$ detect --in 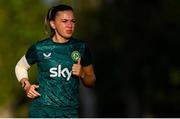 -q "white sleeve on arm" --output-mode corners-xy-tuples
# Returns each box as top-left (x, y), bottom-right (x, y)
(15, 55), (31, 82)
